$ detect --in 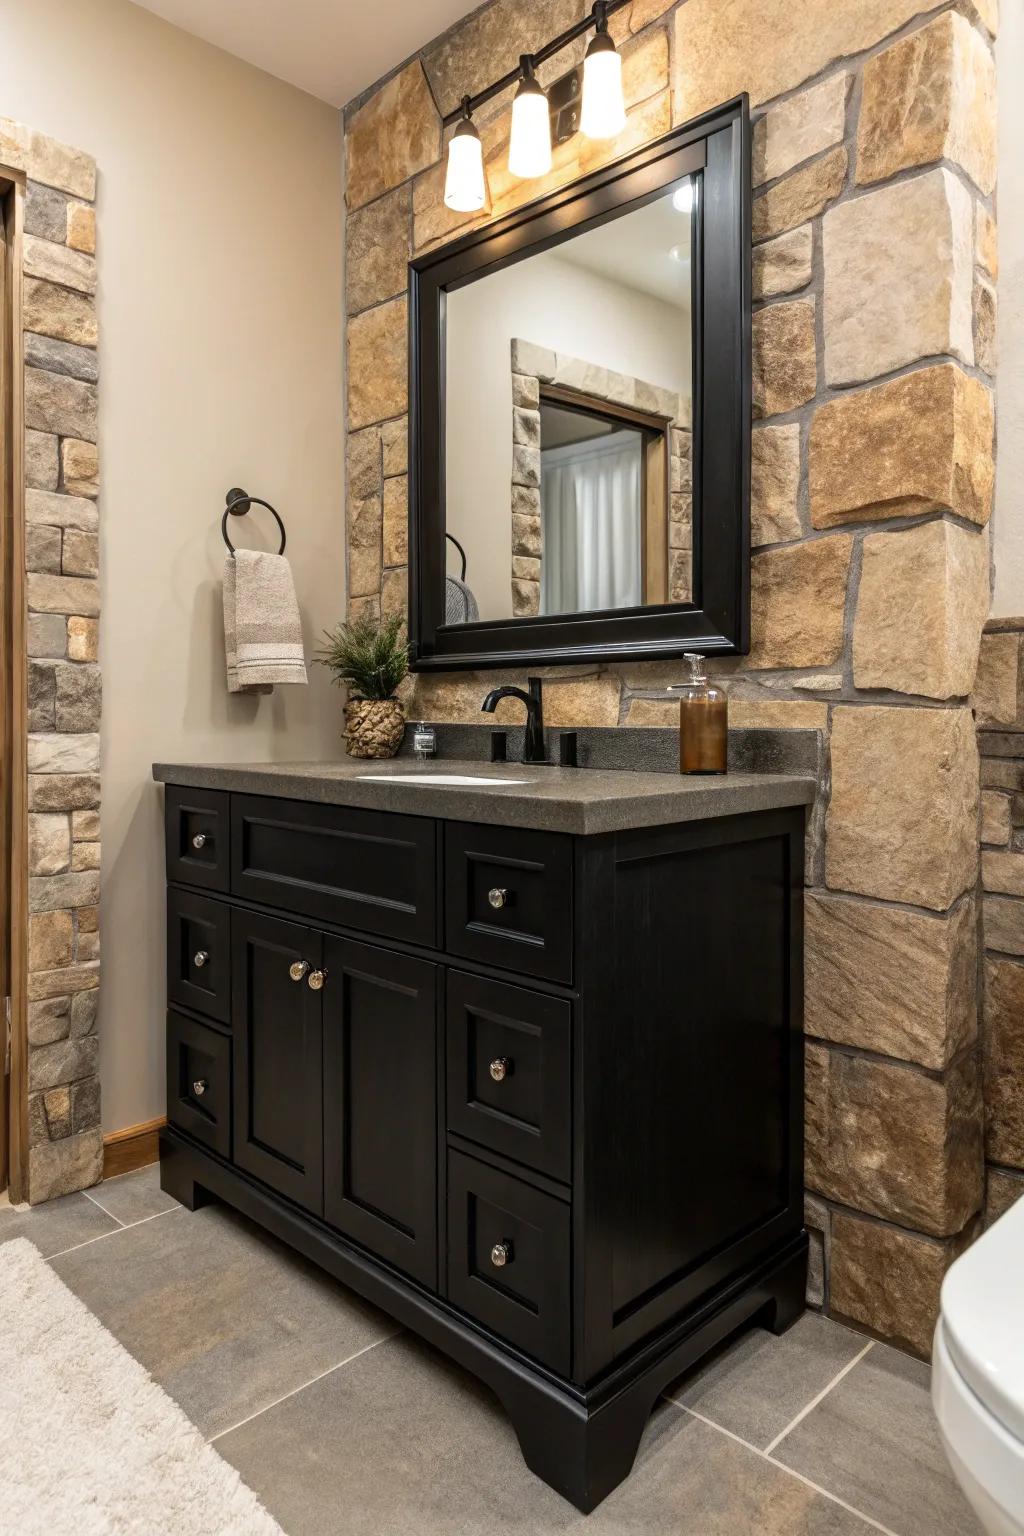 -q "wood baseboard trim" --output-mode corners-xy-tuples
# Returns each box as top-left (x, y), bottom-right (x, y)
(102, 1116), (167, 1180)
